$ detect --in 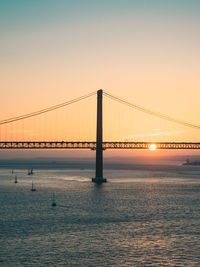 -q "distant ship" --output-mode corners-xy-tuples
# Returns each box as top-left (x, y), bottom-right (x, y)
(183, 159), (200, 166)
